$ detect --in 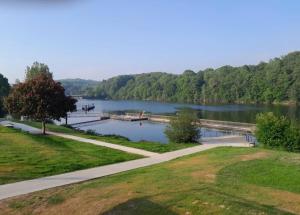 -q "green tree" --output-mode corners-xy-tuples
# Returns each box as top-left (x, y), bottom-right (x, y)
(25, 62), (52, 80)
(0, 74), (10, 117)
(5, 73), (77, 134)
(164, 109), (200, 143)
